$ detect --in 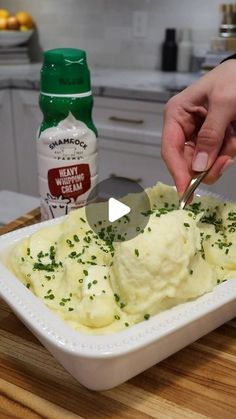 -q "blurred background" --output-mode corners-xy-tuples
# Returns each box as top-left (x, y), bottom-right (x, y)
(0, 0), (232, 68)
